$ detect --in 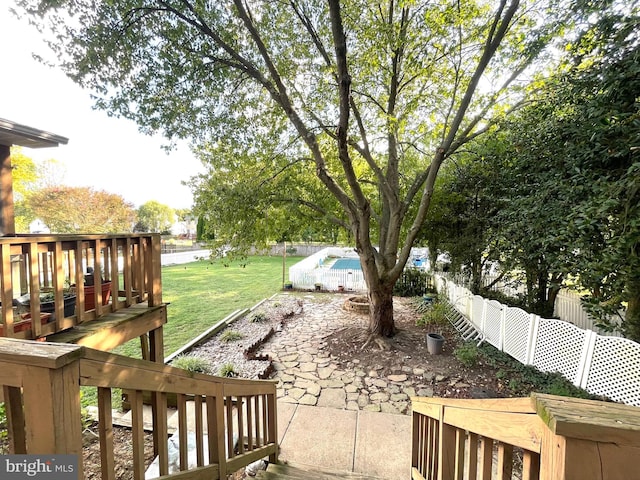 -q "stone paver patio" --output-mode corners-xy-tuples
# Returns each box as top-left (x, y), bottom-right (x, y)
(259, 294), (449, 415)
